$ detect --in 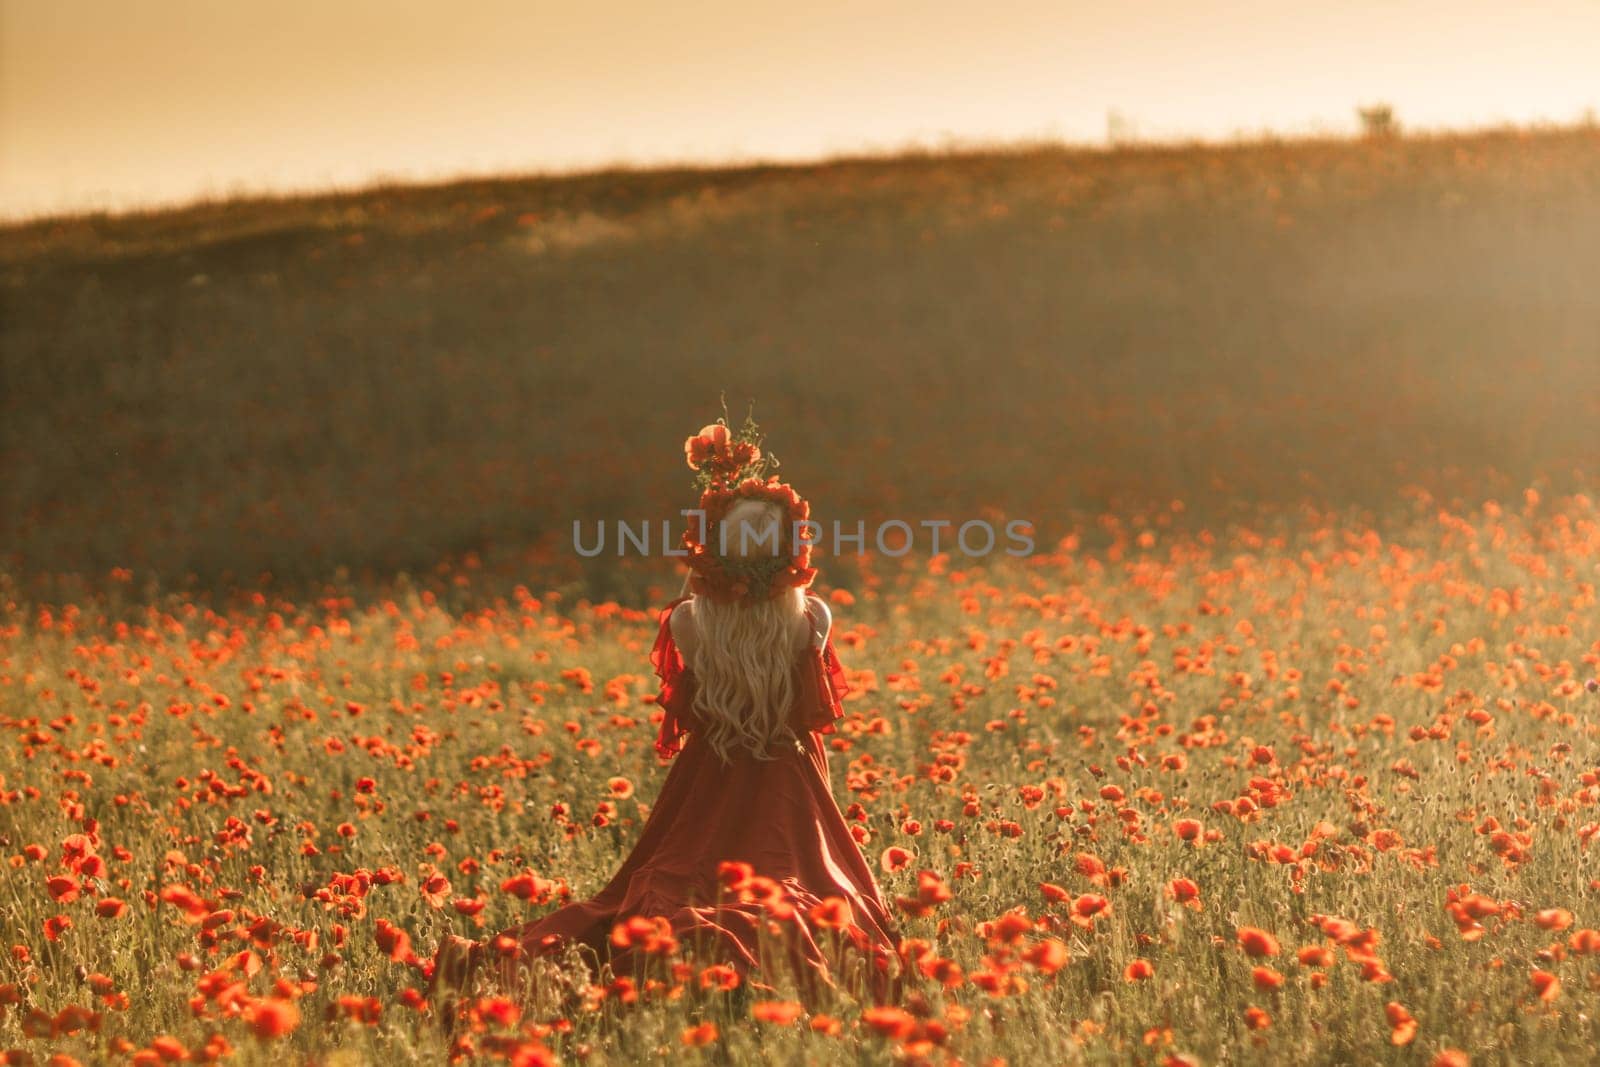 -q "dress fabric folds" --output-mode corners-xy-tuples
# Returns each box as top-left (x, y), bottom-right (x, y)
(429, 595), (903, 1009)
